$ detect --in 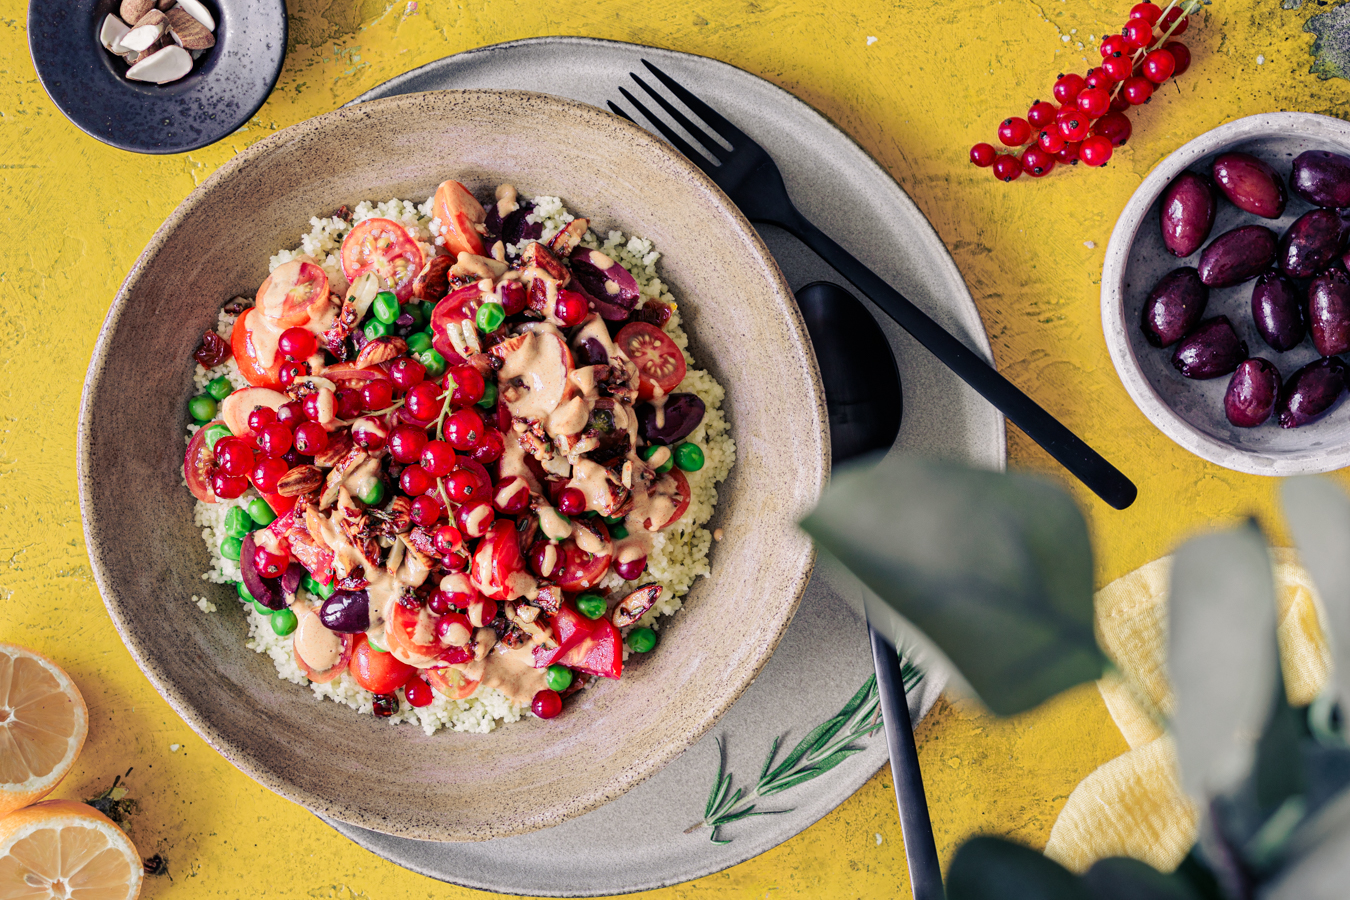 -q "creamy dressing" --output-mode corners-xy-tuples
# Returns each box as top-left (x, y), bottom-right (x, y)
(294, 610), (344, 671)
(497, 327), (570, 424)
(251, 260), (339, 370)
